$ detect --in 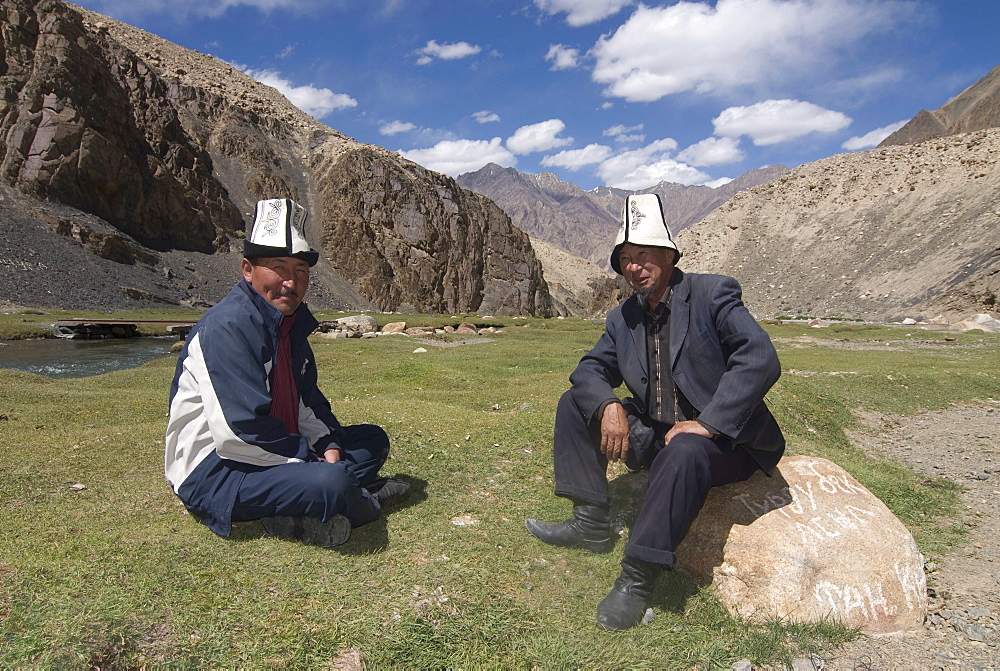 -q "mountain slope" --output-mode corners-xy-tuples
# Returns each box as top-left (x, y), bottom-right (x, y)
(678, 128), (1000, 321)
(527, 237), (625, 317)
(456, 164), (787, 271)
(880, 64), (1000, 147)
